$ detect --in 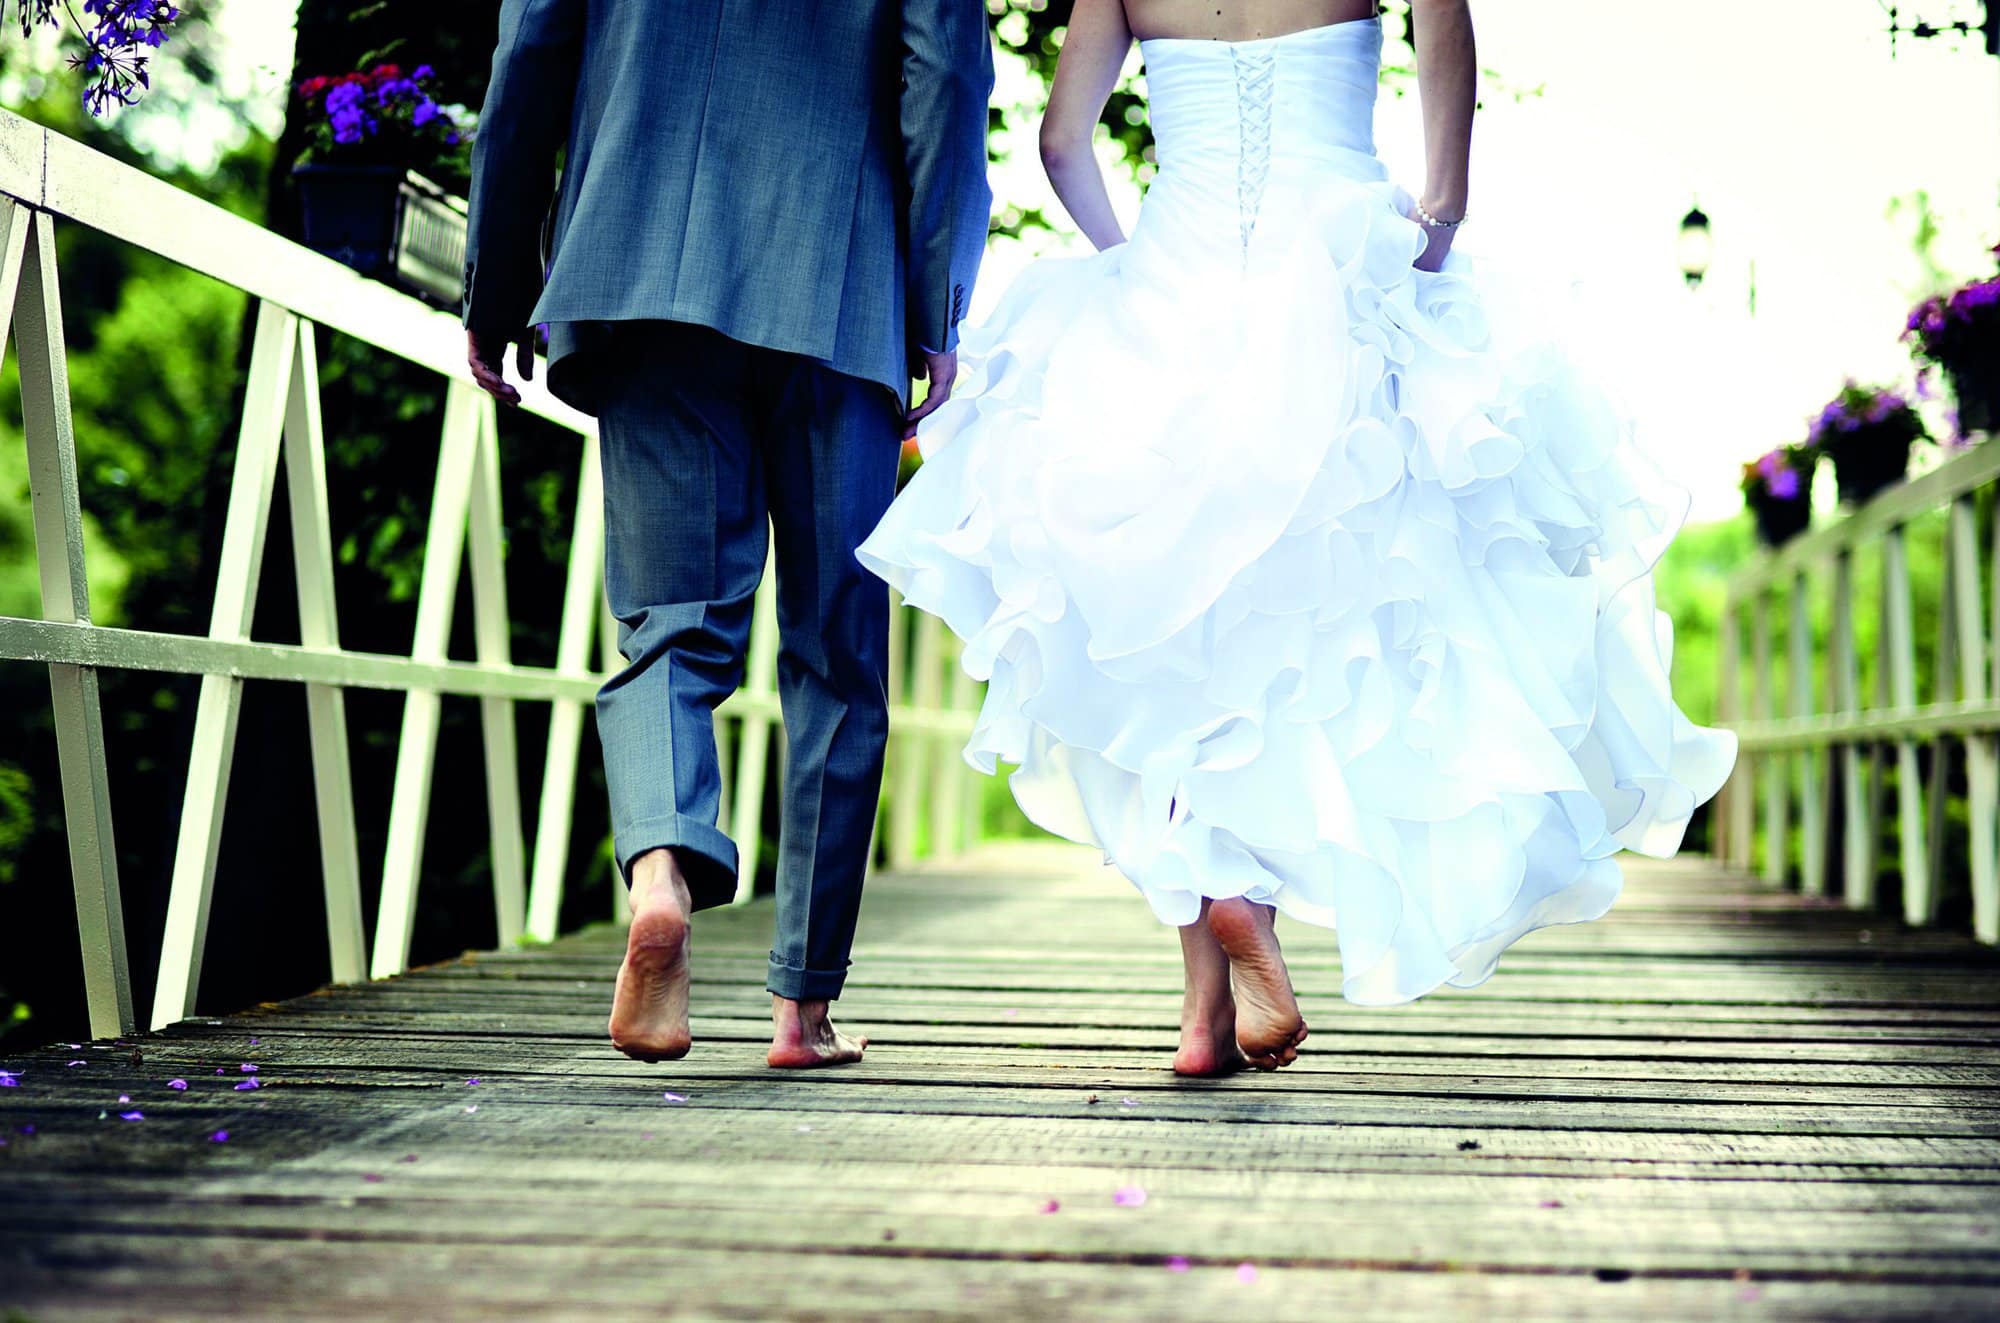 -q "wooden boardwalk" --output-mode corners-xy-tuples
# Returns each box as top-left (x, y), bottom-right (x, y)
(4, 840), (2000, 1320)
